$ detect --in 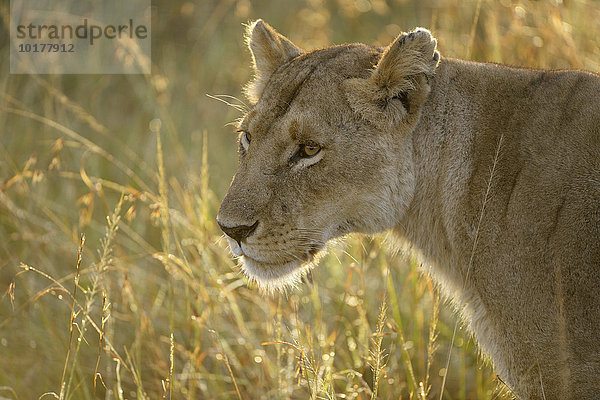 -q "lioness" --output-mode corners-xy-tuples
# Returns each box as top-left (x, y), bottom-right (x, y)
(217, 20), (600, 399)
